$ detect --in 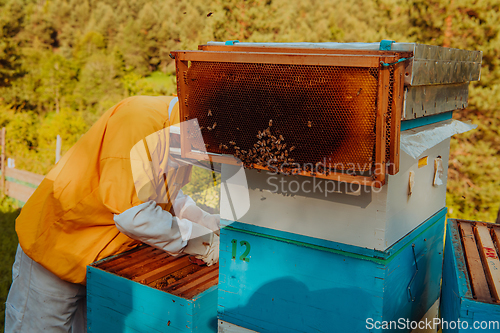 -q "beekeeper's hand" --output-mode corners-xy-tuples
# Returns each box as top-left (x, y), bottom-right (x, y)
(174, 192), (220, 234)
(196, 233), (219, 266)
(183, 223), (220, 266)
